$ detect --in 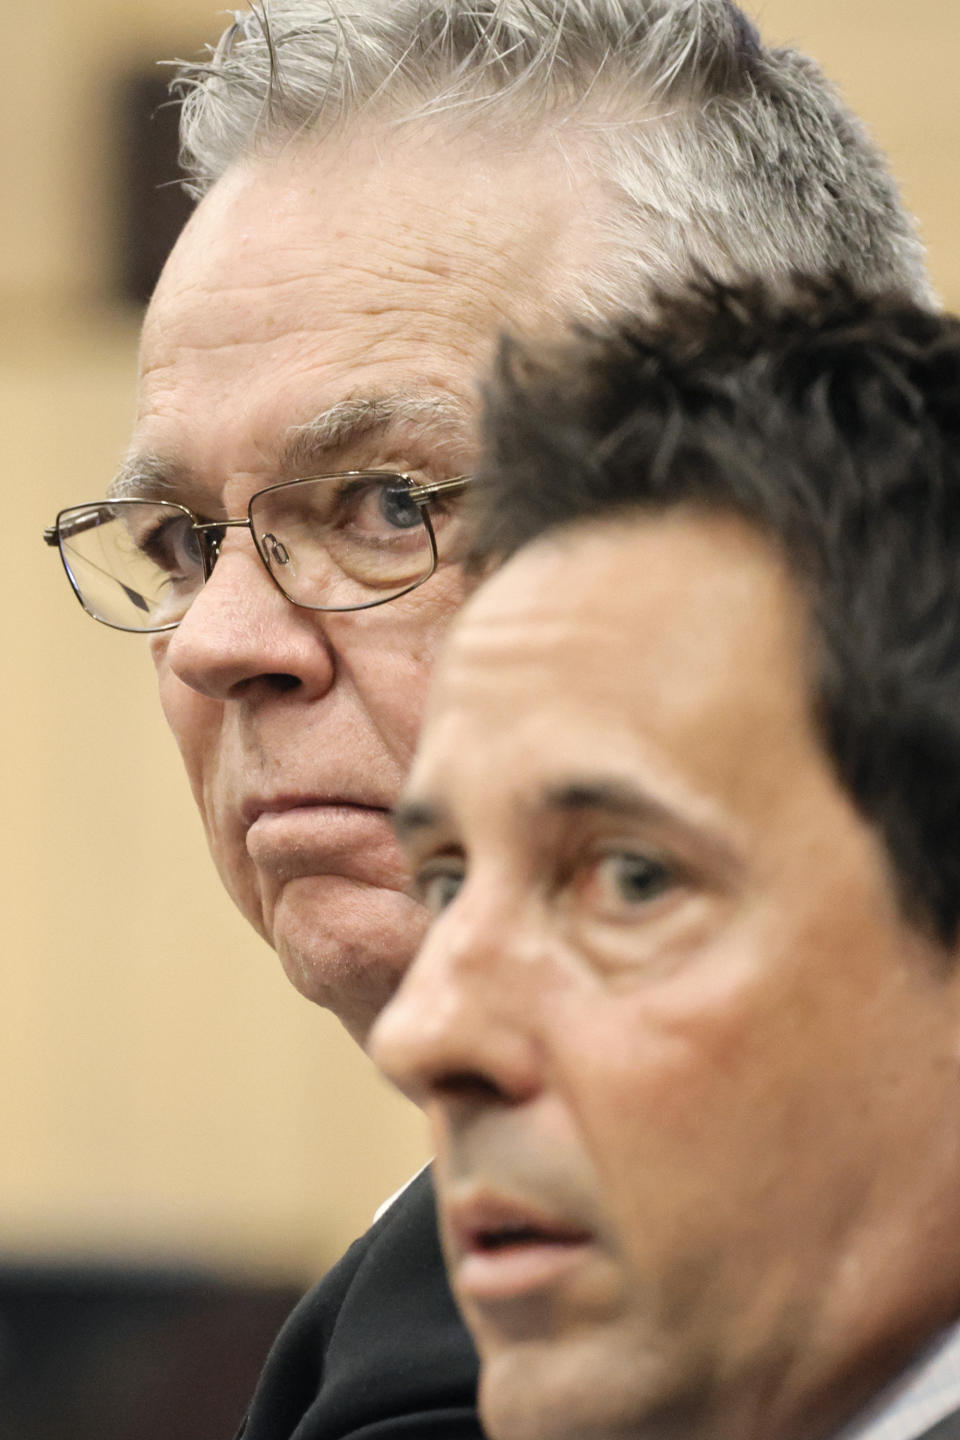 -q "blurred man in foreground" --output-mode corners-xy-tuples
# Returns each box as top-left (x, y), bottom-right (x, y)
(43, 0), (934, 1434)
(373, 281), (960, 1440)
